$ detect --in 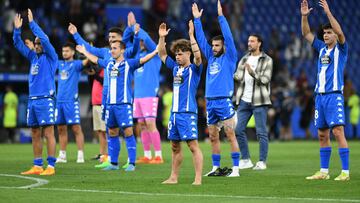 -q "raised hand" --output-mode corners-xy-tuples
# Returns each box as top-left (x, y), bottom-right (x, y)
(158, 23), (170, 37)
(192, 3), (203, 18)
(76, 45), (86, 54)
(127, 12), (136, 27)
(188, 20), (194, 36)
(319, 0), (330, 15)
(134, 23), (140, 35)
(68, 23), (78, 34)
(14, 13), (23, 29)
(217, 0), (223, 16)
(28, 9), (33, 22)
(300, 0), (313, 16)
